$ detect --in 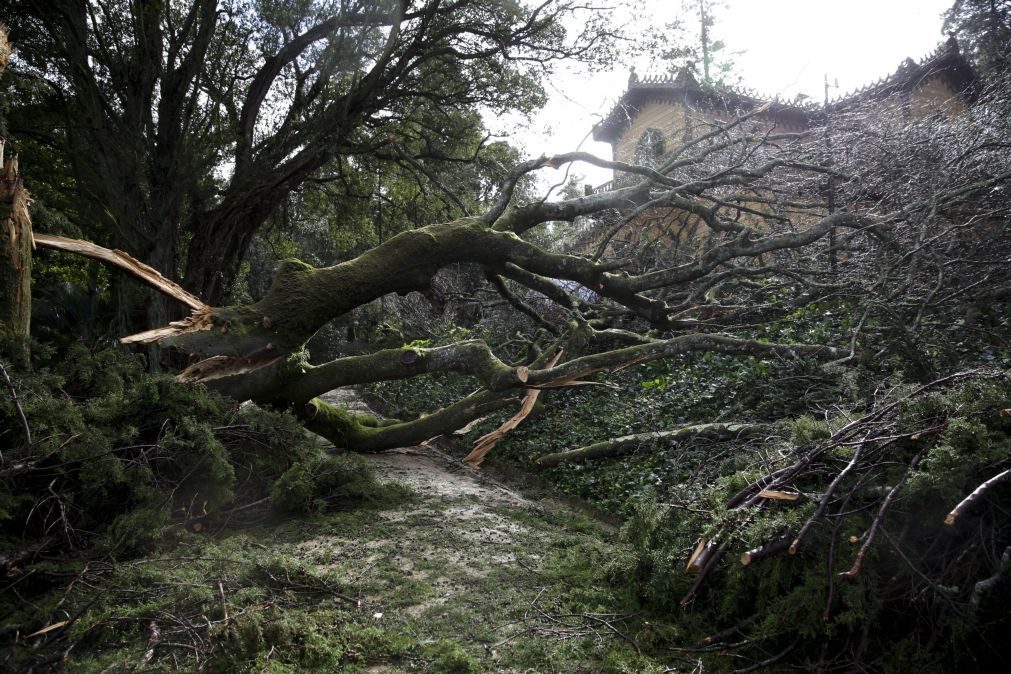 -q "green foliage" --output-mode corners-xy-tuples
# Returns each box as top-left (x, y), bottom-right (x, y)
(270, 451), (382, 514)
(422, 639), (484, 673)
(0, 343), (390, 562)
(618, 373), (1011, 671)
(789, 414), (831, 444)
(0, 345), (419, 671)
(943, 0), (1011, 76)
(485, 350), (829, 514)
